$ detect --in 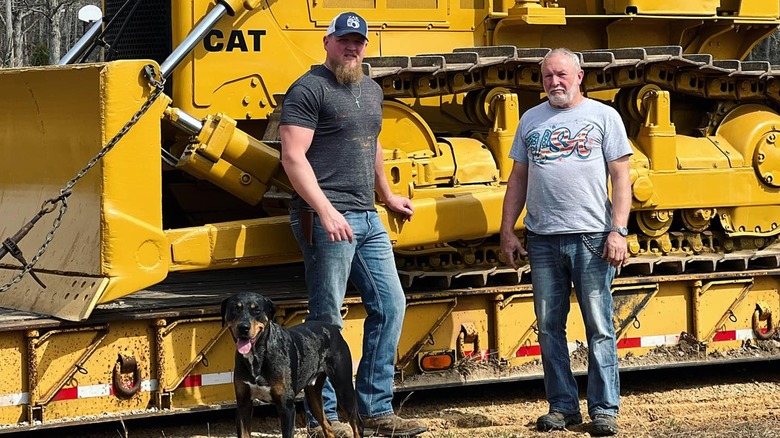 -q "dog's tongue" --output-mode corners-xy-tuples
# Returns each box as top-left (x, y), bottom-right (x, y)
(237, 339), (252, 355)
